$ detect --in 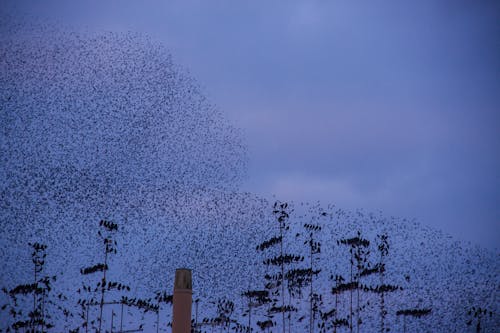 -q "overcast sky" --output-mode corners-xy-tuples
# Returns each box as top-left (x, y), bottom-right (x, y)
(3, 0), (499, 249)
